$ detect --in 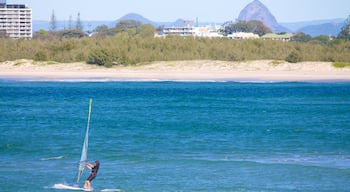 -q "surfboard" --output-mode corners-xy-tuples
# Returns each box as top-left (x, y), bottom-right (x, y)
(52, 183), (93, 191)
